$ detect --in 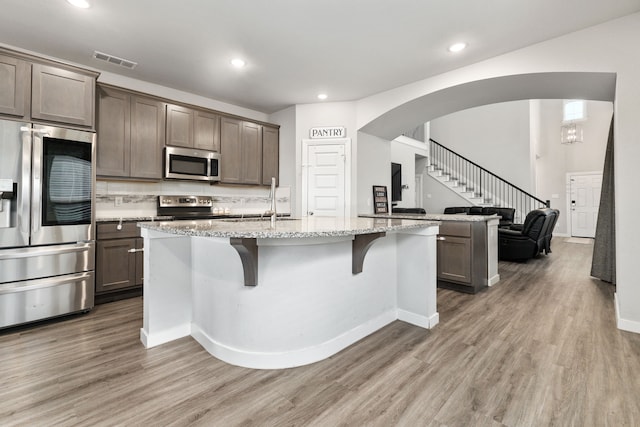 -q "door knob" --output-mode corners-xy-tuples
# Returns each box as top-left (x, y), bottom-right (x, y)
(308, 211), (314, 216)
